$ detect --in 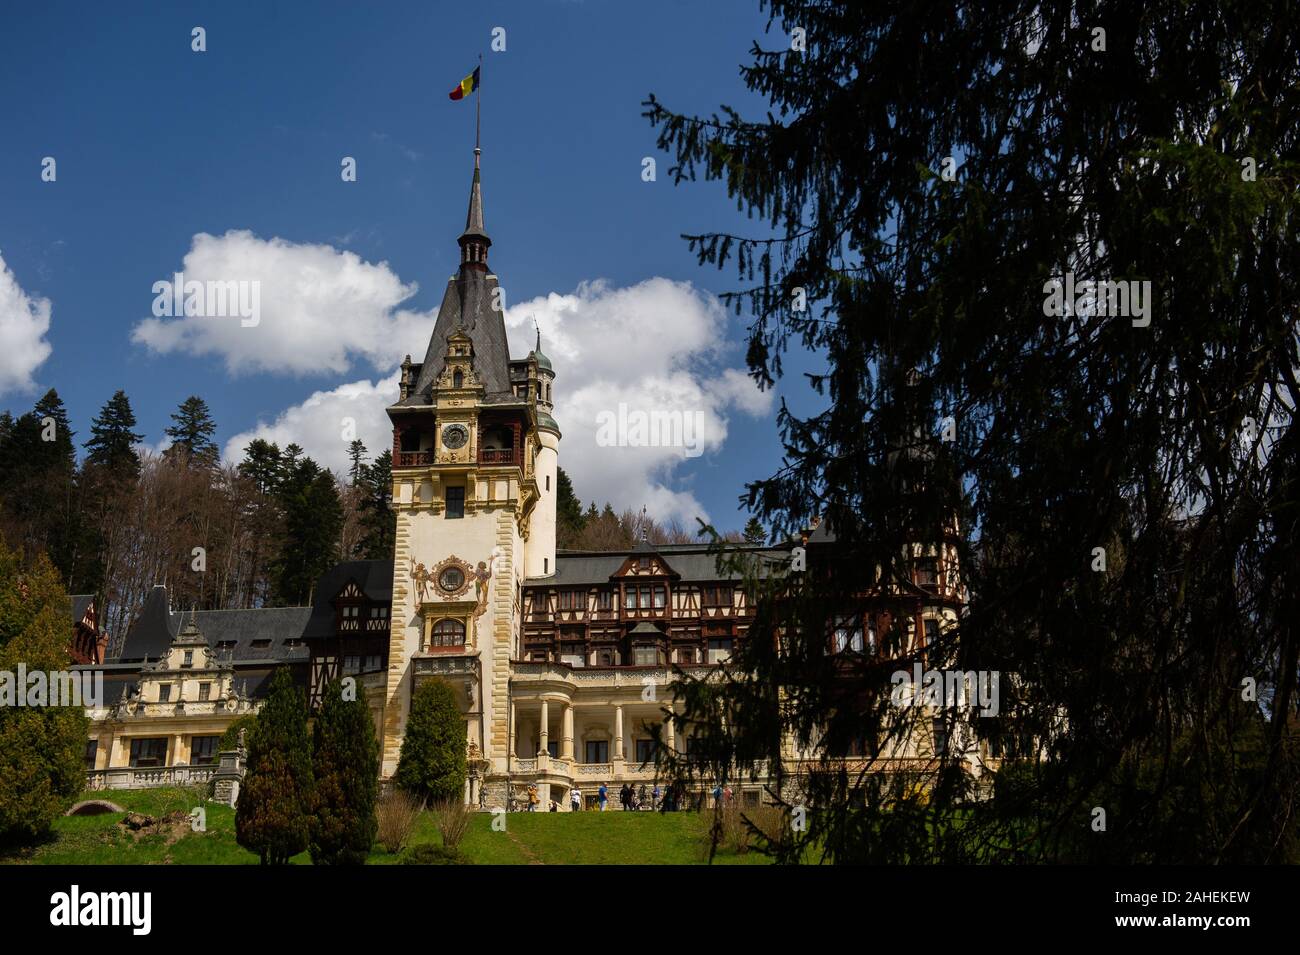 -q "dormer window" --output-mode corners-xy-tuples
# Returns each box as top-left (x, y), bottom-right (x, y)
(182, 650), (193, 668)
(454, 369), (463, 388)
